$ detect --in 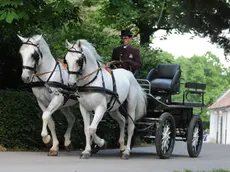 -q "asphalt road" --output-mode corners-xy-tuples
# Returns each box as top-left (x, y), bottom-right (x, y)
(0, 142), (230, 172)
